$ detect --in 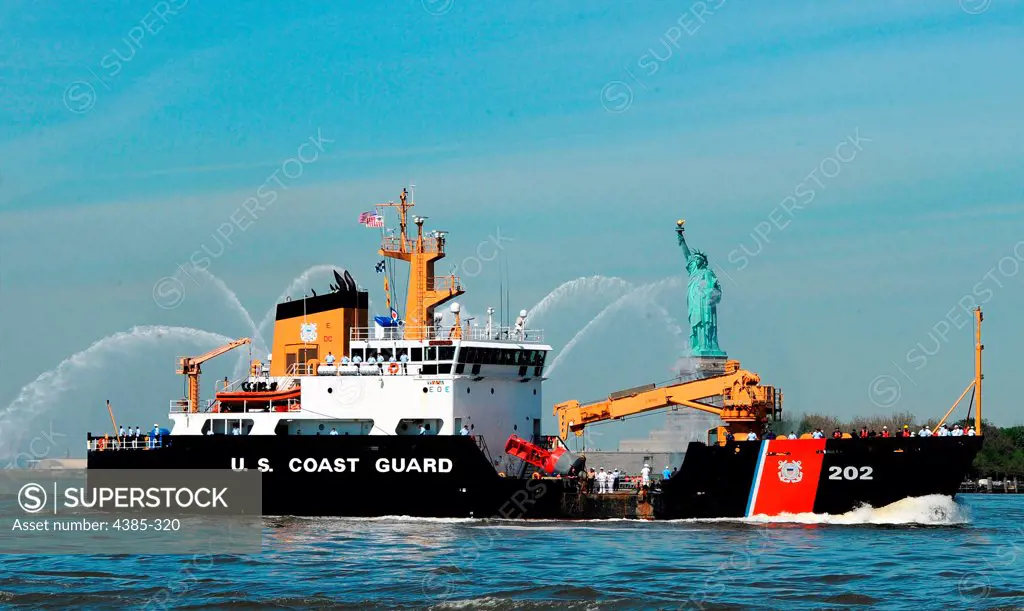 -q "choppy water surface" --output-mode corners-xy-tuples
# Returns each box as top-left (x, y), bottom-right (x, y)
(1, 495), (1022, 610)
